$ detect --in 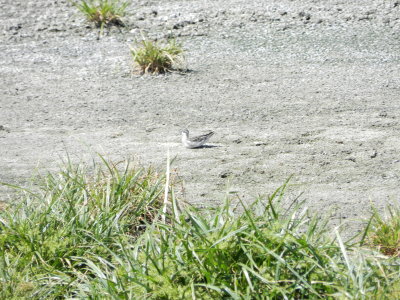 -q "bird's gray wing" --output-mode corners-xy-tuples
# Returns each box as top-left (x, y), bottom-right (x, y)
(191, 132), (214, 142)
